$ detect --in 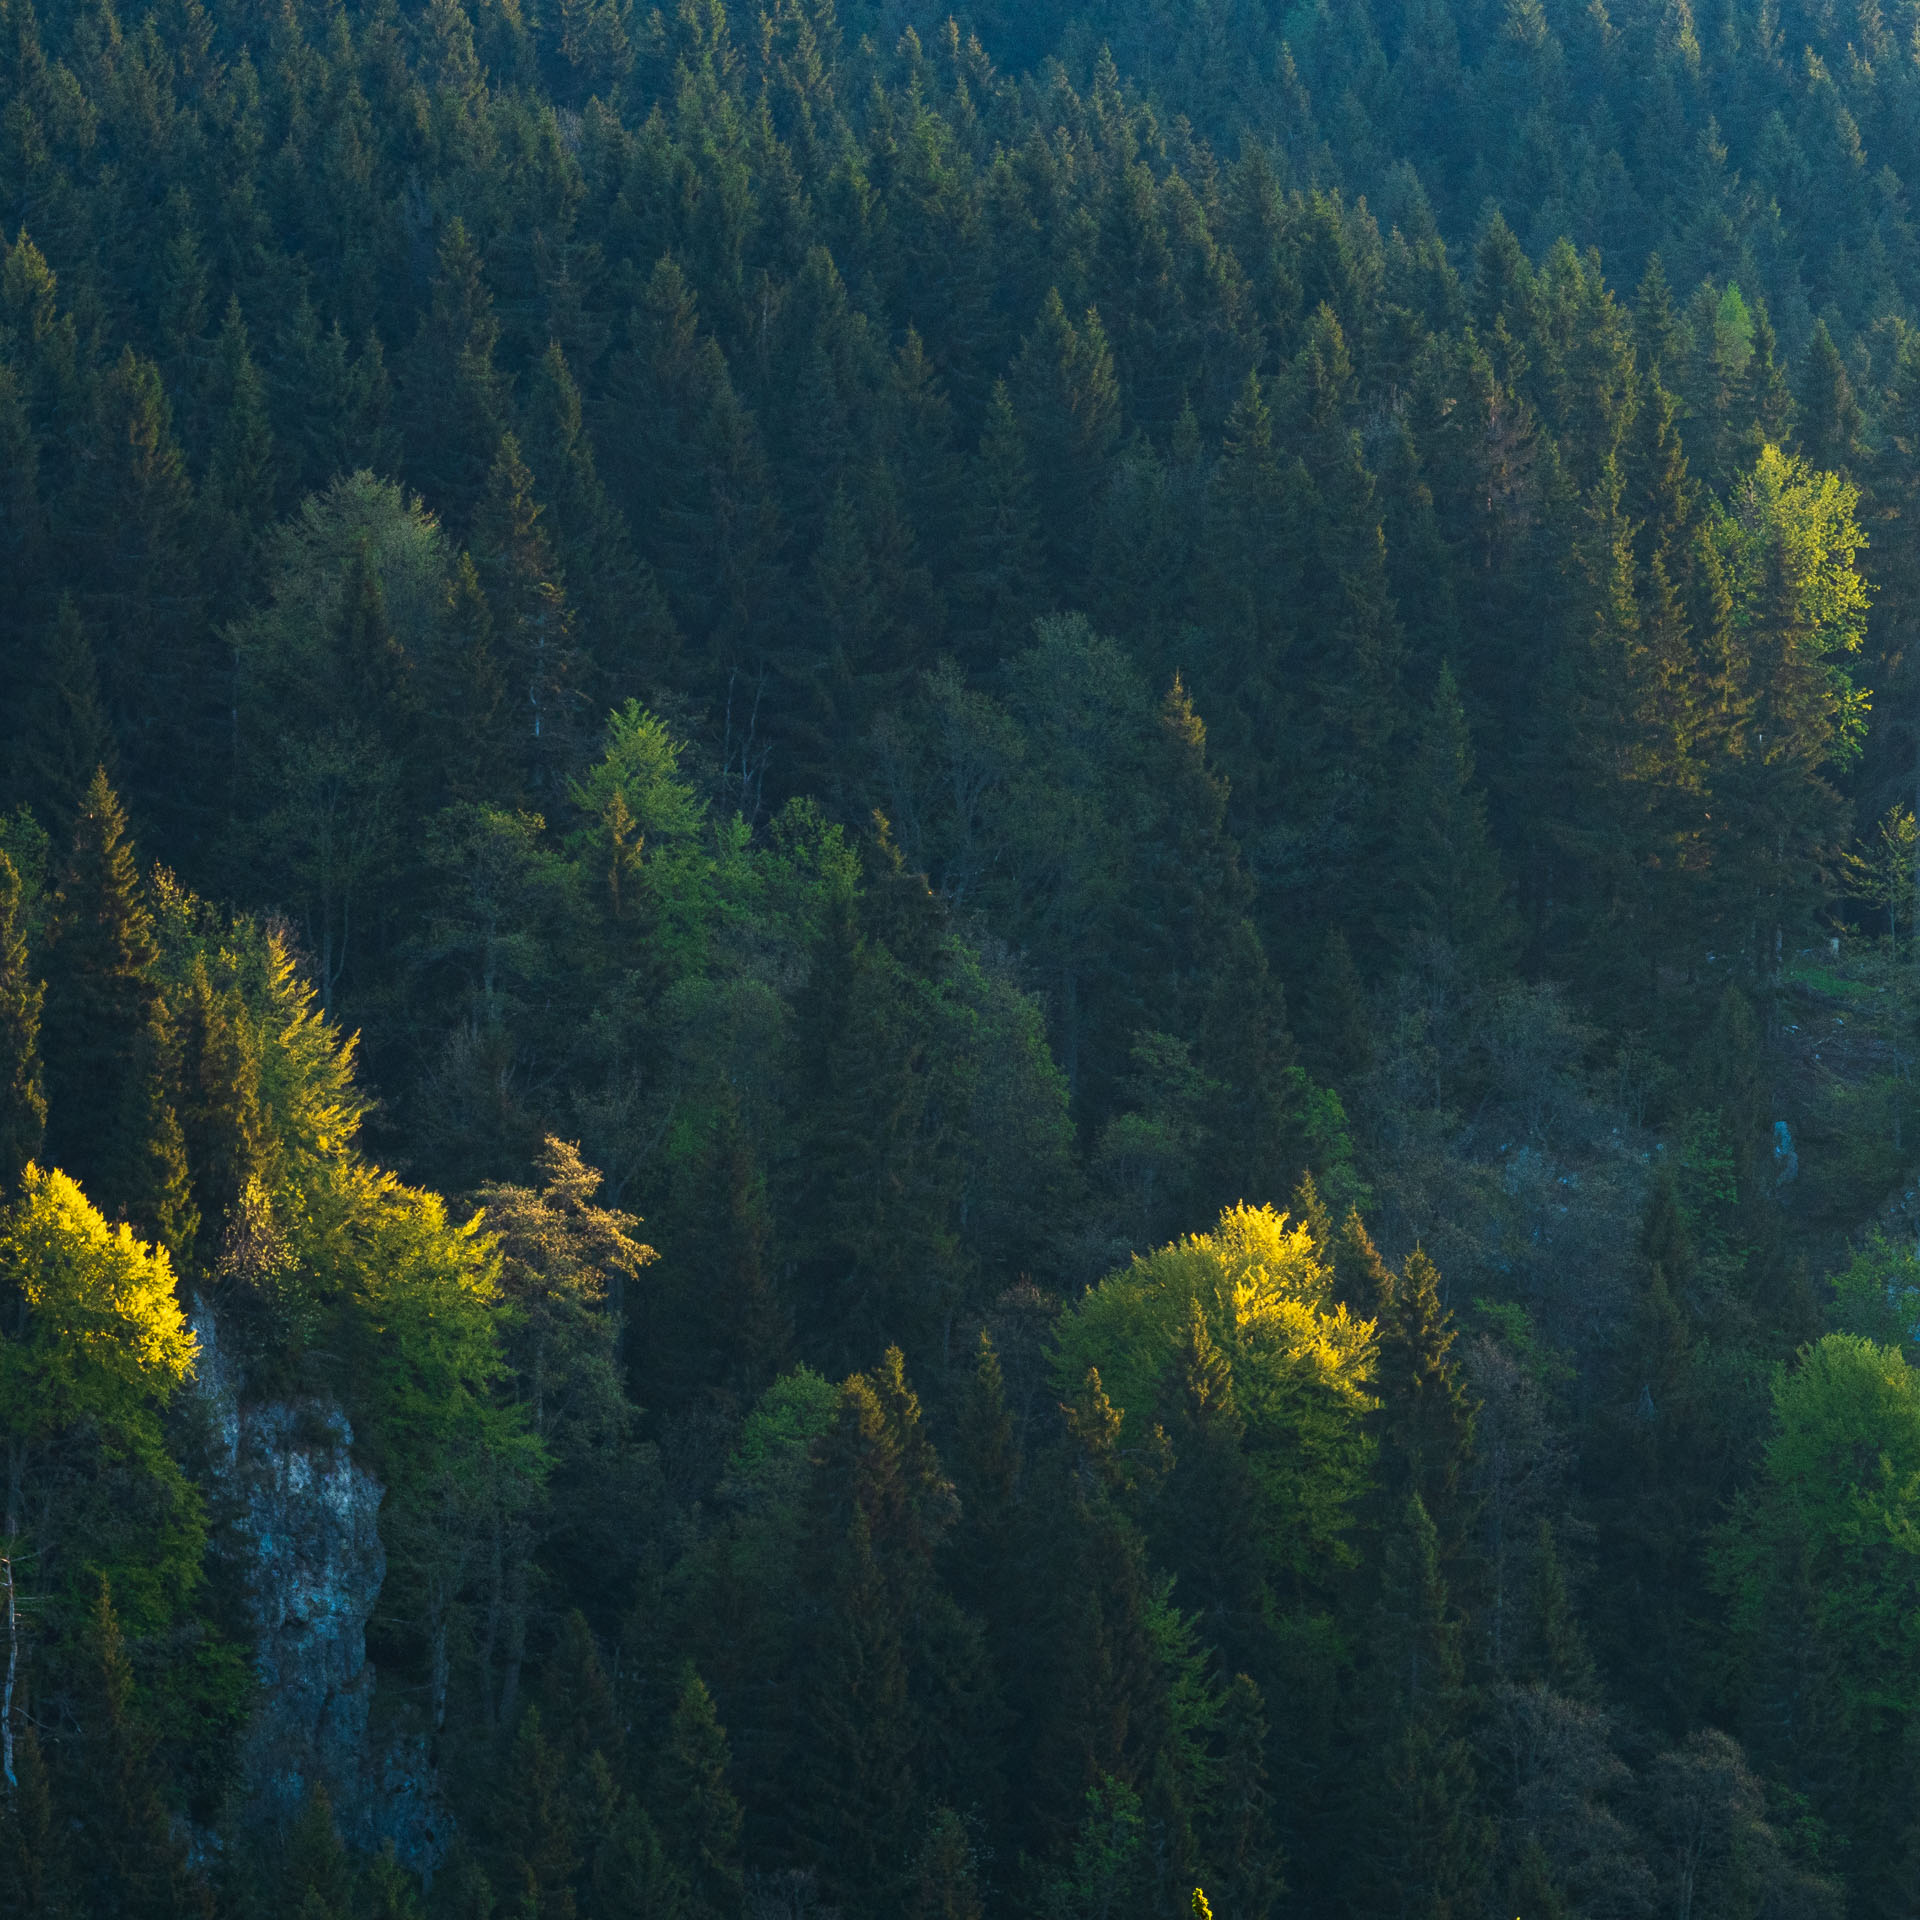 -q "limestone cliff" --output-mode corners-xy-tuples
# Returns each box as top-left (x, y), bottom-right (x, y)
(192, 1309), (446, 1866)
